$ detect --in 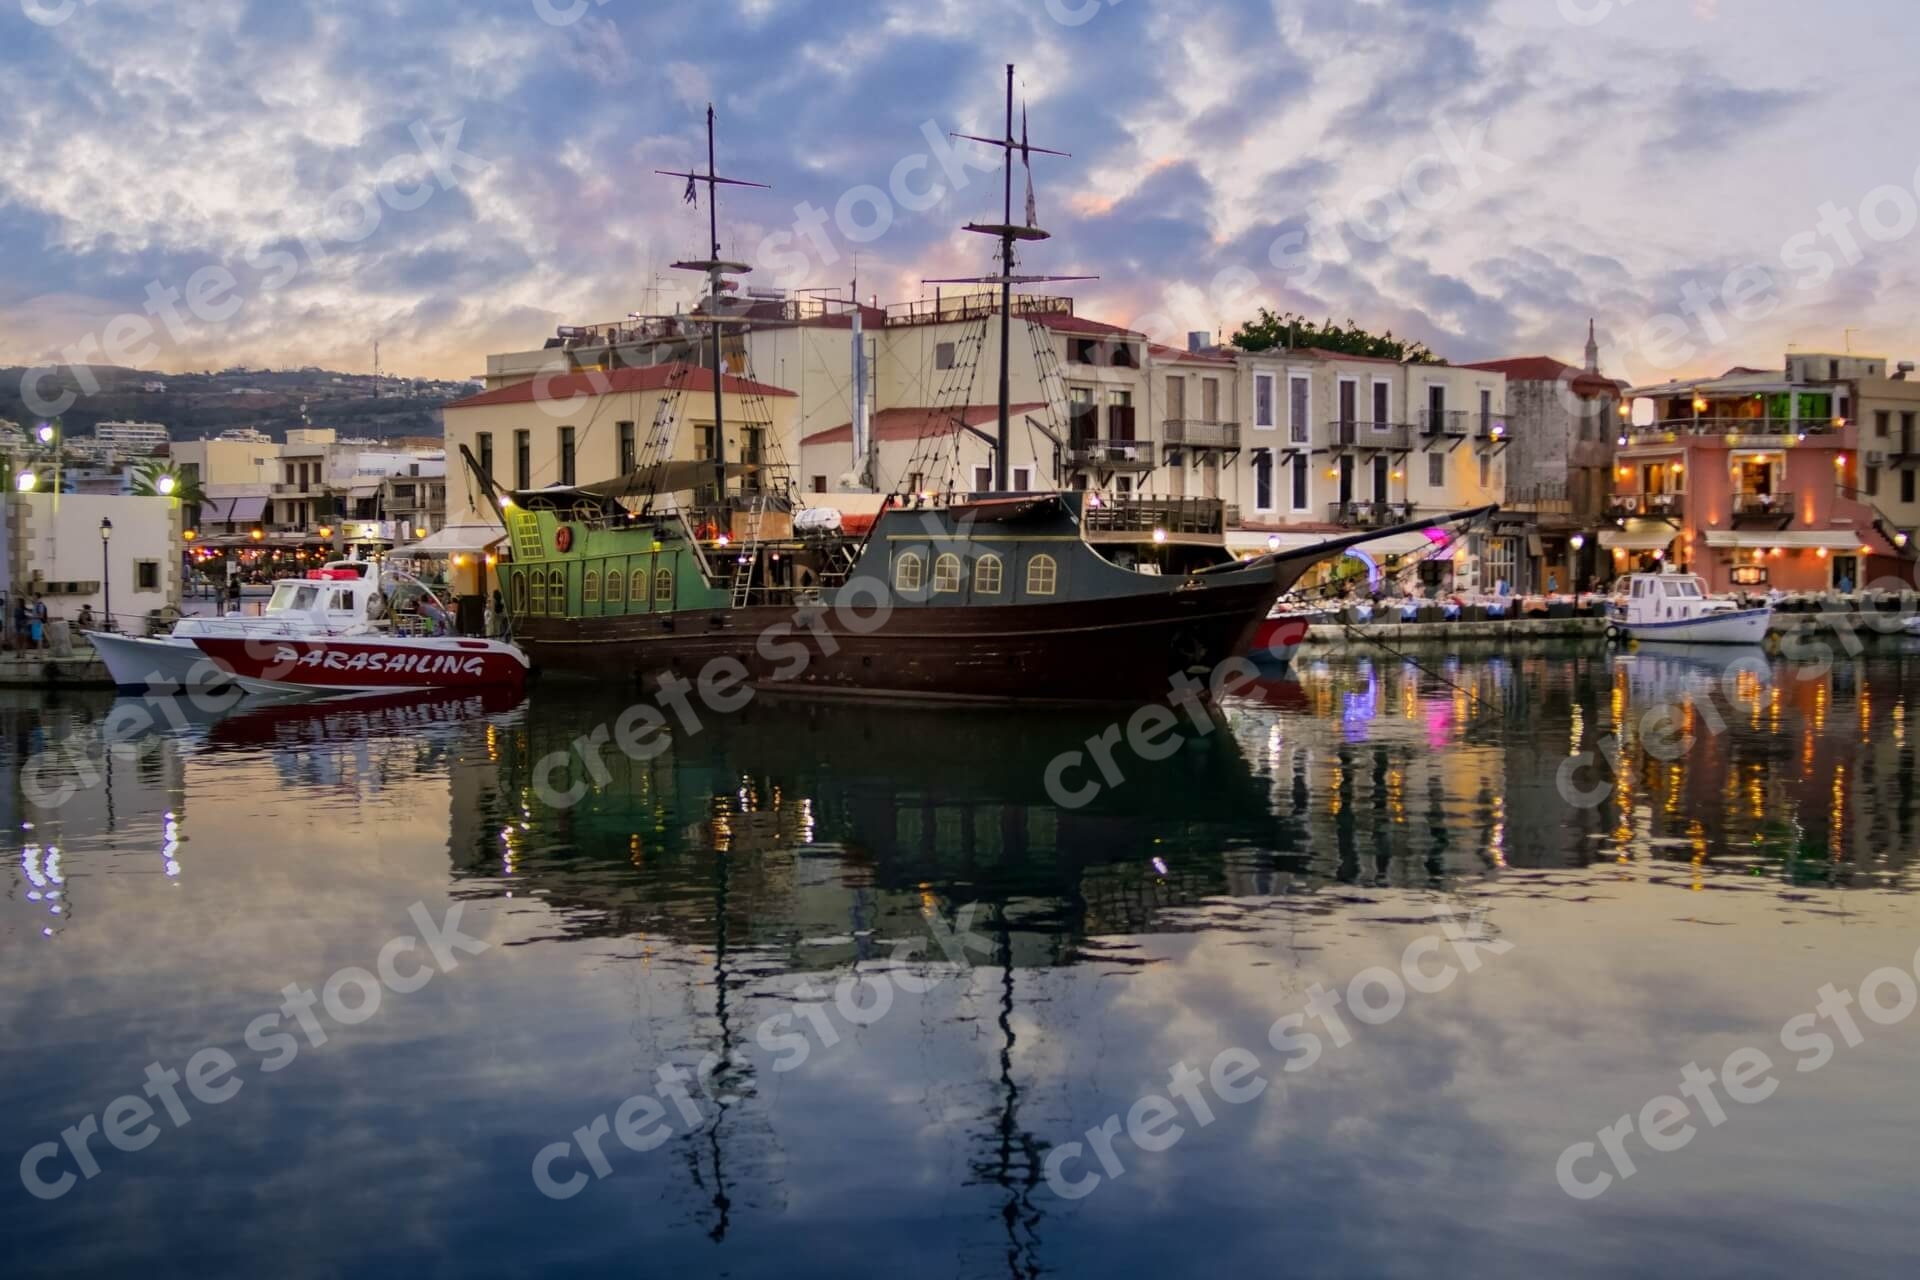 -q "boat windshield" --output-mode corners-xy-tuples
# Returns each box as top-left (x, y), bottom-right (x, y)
(265, 583), (321, 614)
(1663, 579), (1704, 598)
